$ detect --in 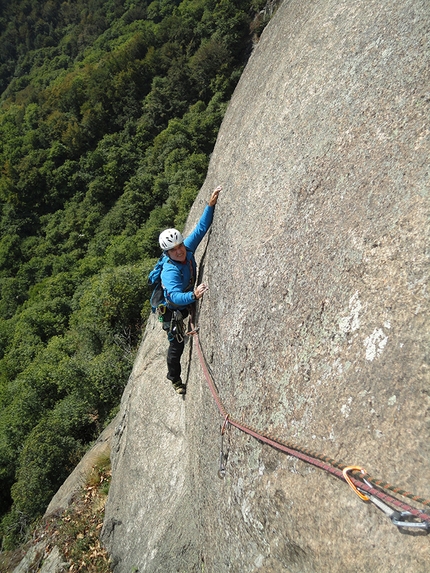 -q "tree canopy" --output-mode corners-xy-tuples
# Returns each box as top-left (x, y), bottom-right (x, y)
(0, 0), (273, 548)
